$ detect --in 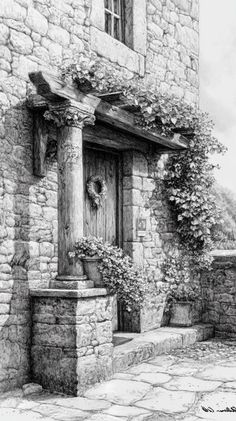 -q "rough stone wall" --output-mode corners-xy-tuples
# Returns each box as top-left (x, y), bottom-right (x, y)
(123, 151), (178, 277)
(0, 0), (199, 390)
(146, 0), (199, 103)
(122, 150), (179, 330)
(90, 0), (199, 102)
(0, 107), (58, 391)
(122, 150), (203, 328)
(202, 252), (236, 338)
